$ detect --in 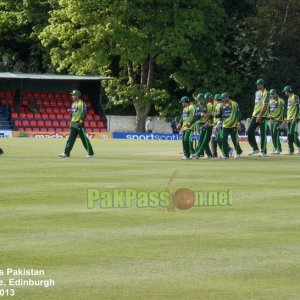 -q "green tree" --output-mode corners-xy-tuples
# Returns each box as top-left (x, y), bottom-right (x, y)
(40, 0), (226, 131)
(0, 0), (55, 72)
